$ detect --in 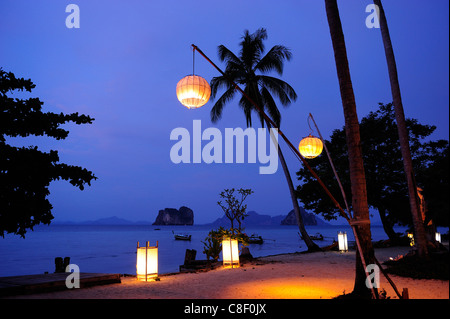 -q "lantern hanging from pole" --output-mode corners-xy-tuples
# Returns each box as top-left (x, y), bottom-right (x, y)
(222, 236), (239, 268)
(136, 241), (158, 281)
(299, 134), (323, 159)
(176, 75), (211, 109)
(338, 231), (348, 252)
